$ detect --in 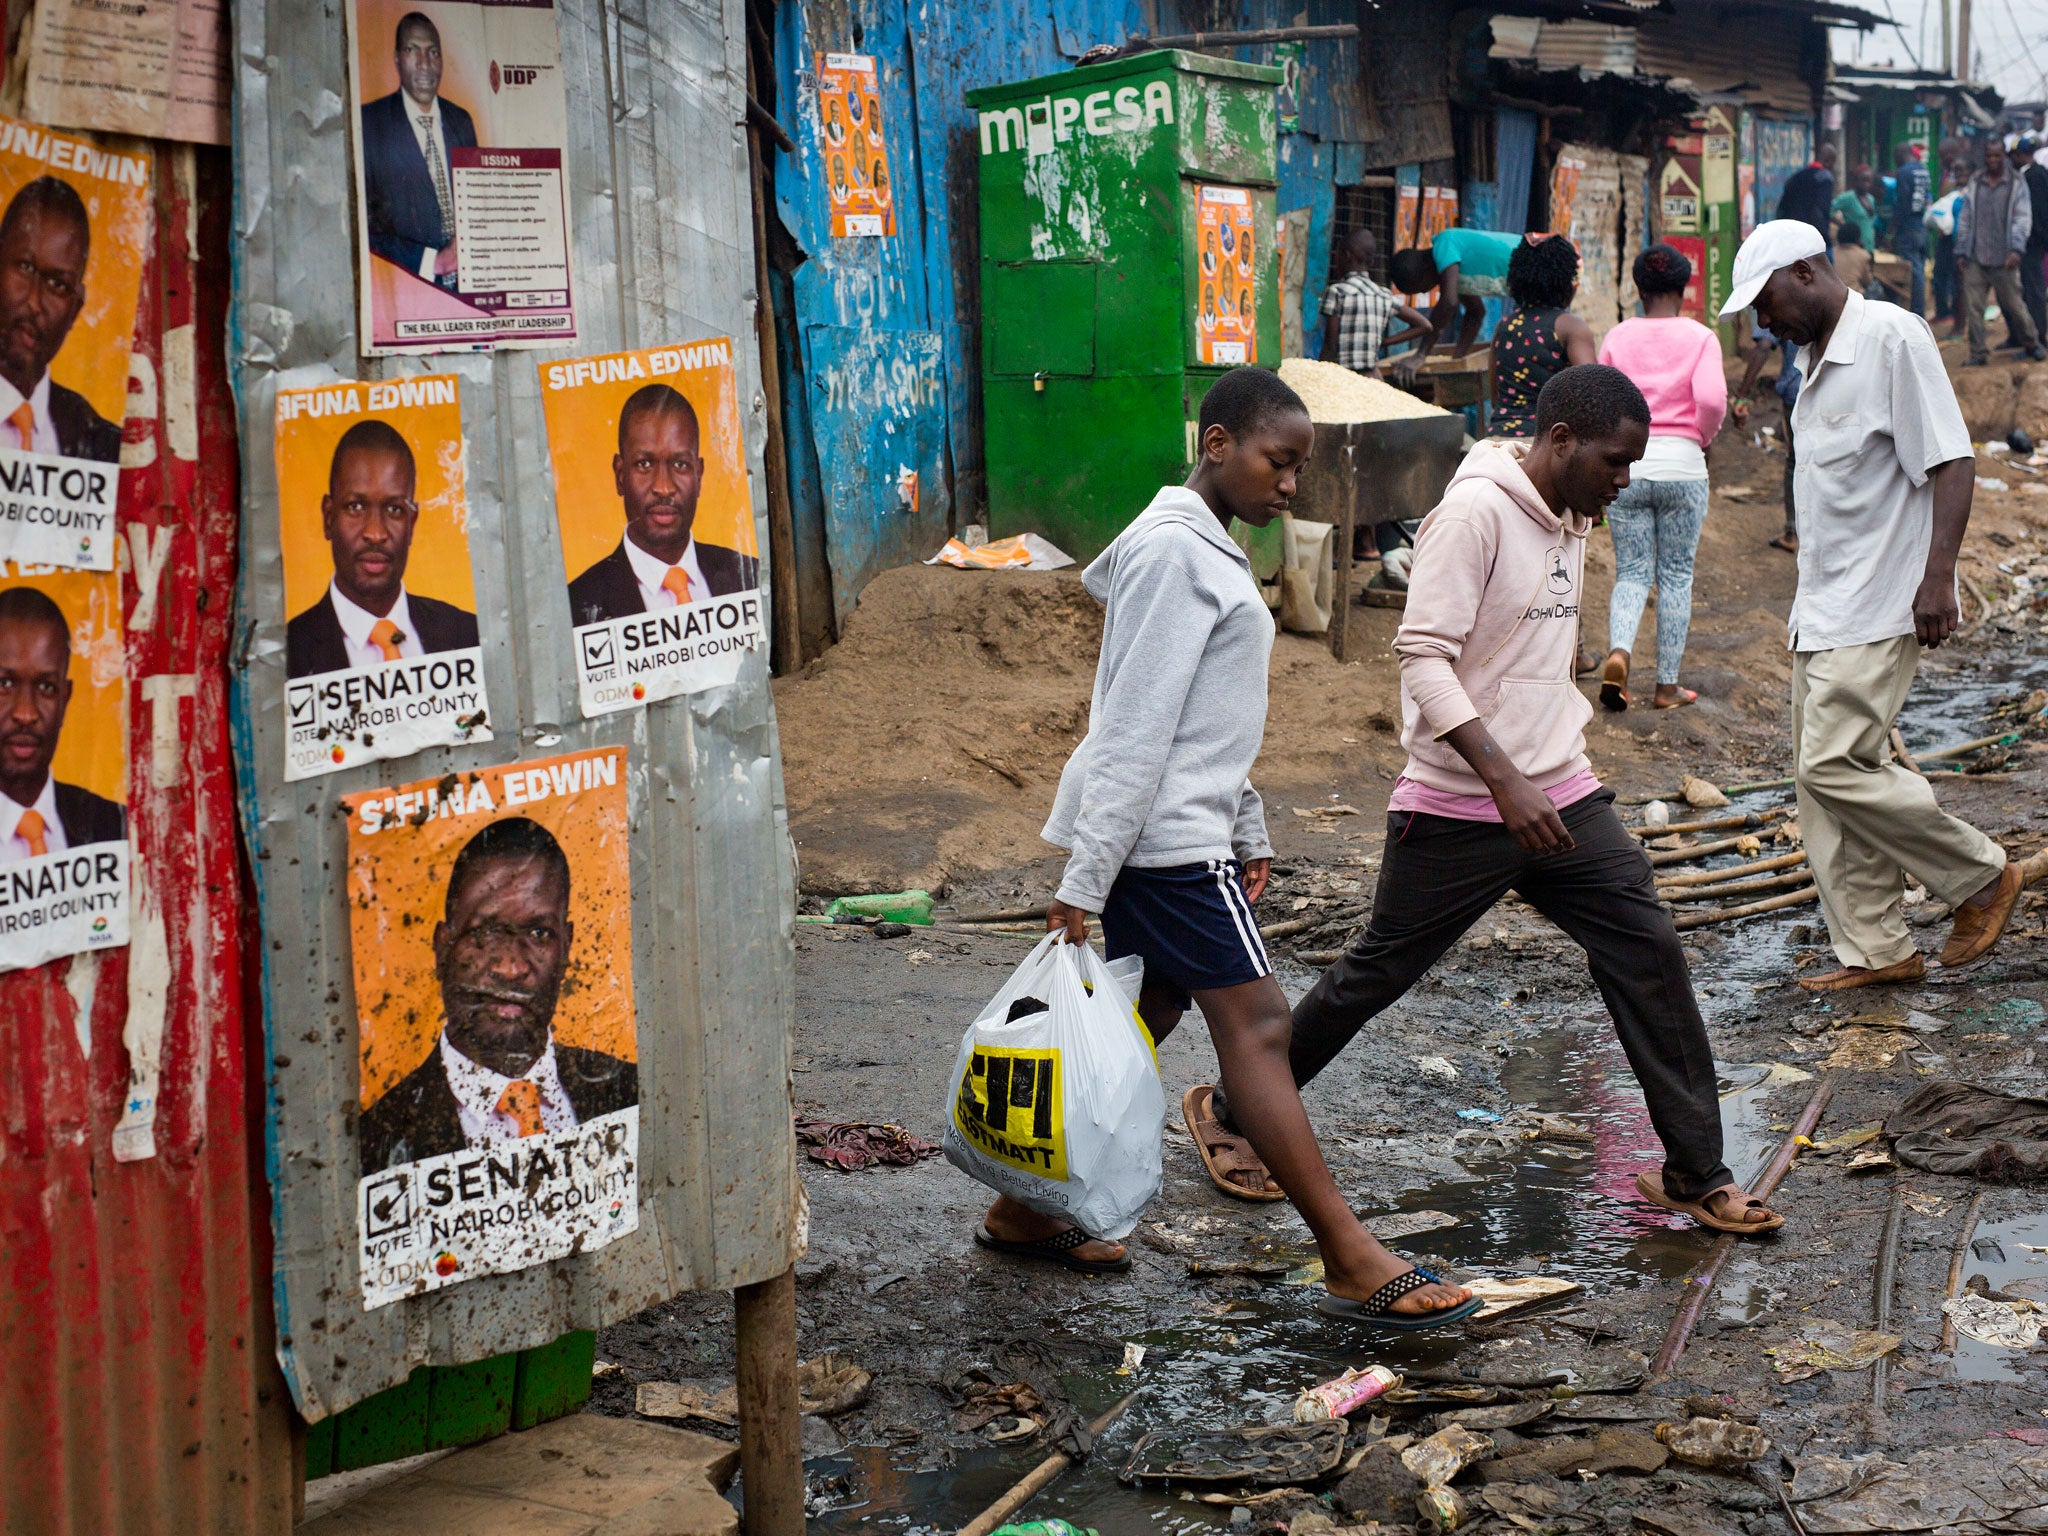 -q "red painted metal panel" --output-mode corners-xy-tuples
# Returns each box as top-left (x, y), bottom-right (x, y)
(0, 144), (294, 1536)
